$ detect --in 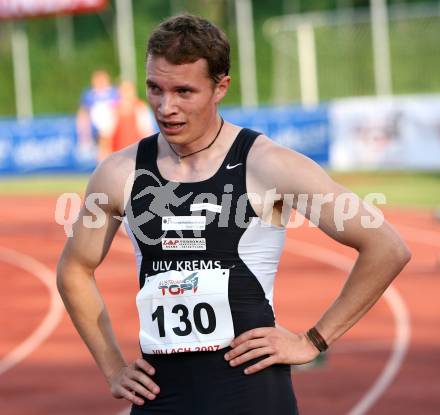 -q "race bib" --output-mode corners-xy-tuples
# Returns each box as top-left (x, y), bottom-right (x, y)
(136, 268), (234, 354)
